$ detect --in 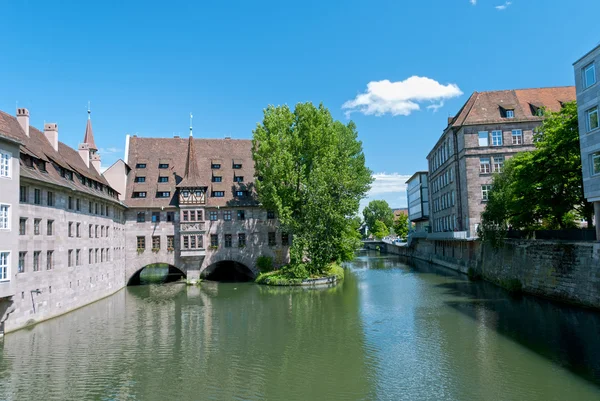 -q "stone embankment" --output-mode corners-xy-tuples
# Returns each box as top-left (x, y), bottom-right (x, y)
(365, 238), (600, 309)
